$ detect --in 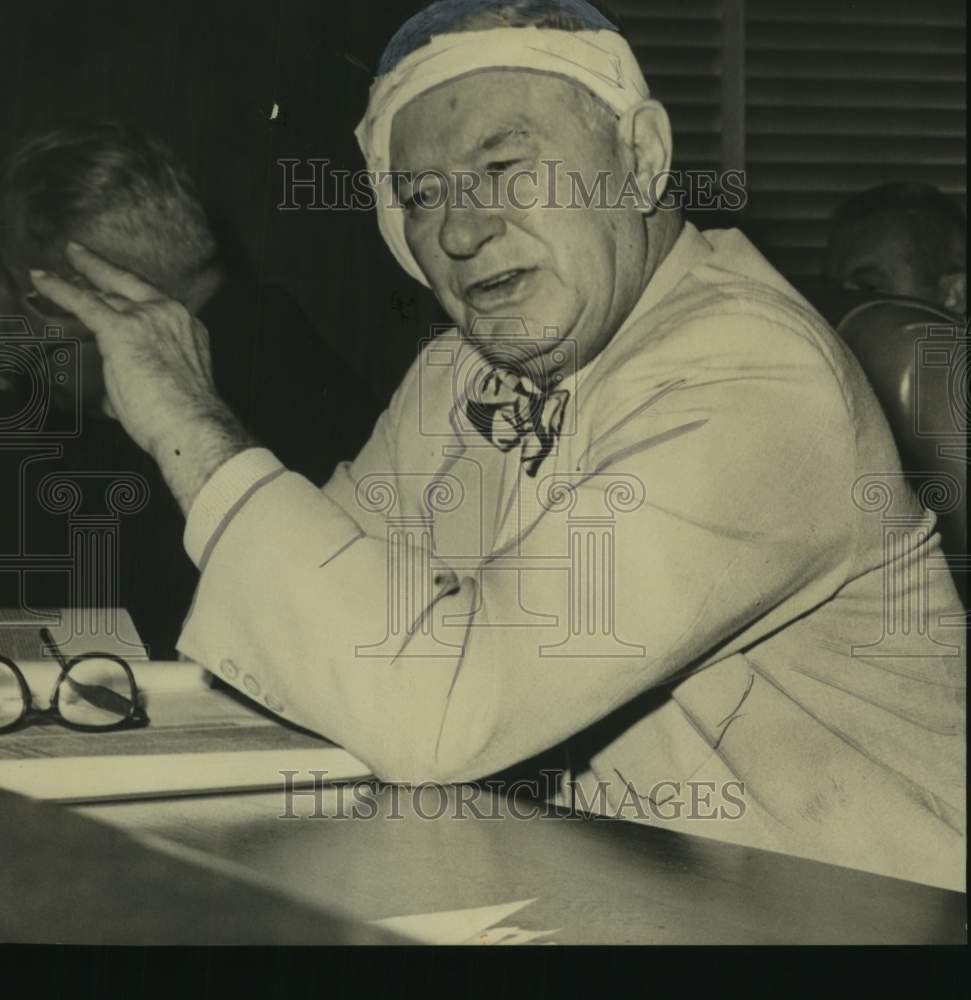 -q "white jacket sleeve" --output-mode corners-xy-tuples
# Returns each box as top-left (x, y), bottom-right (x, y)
(177, 318), (857, 783)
